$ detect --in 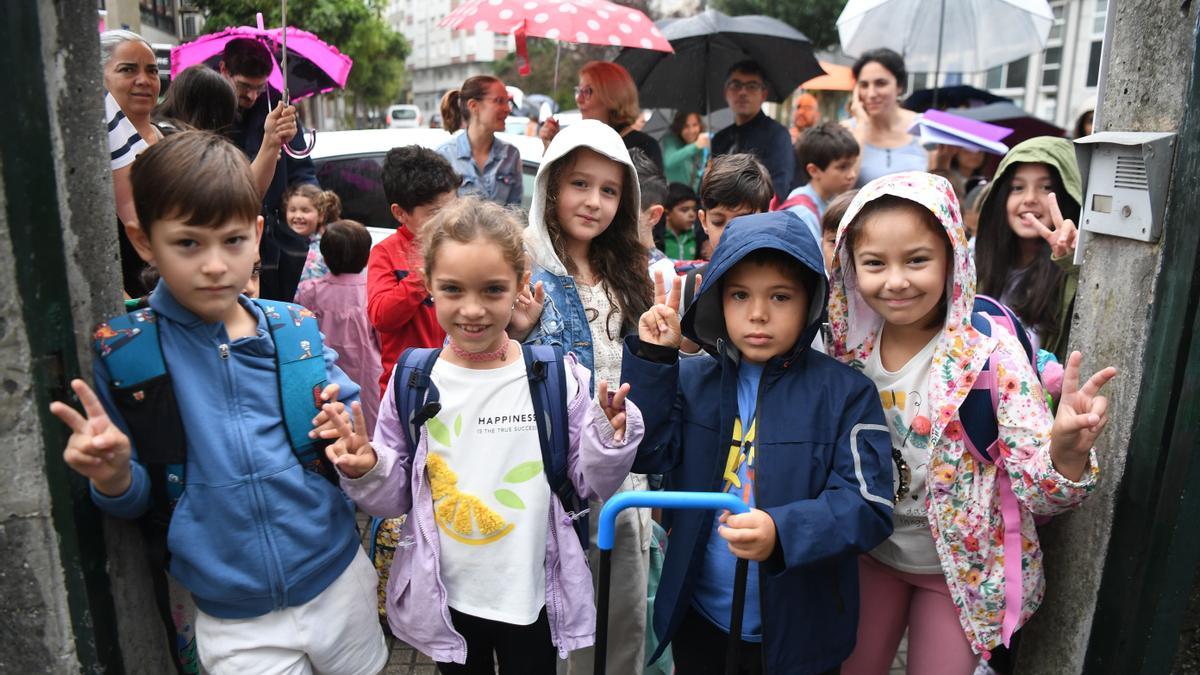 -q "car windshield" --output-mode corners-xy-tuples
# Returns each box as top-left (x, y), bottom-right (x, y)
(393, 109), (417, 119)
(315, 152), (539, 231)
(315, 156), (391, 230)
